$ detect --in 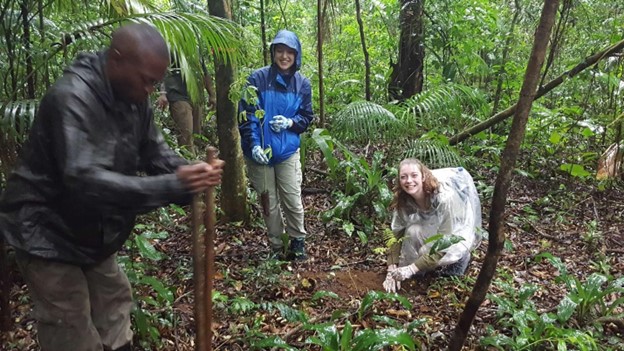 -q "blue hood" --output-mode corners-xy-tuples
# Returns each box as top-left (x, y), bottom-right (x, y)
(270, 30), (302, 71)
